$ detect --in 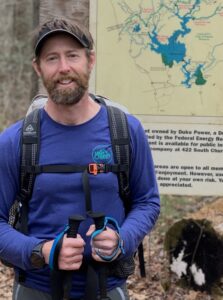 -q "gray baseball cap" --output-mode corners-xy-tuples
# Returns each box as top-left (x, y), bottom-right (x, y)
(34, 28), (90, 56)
